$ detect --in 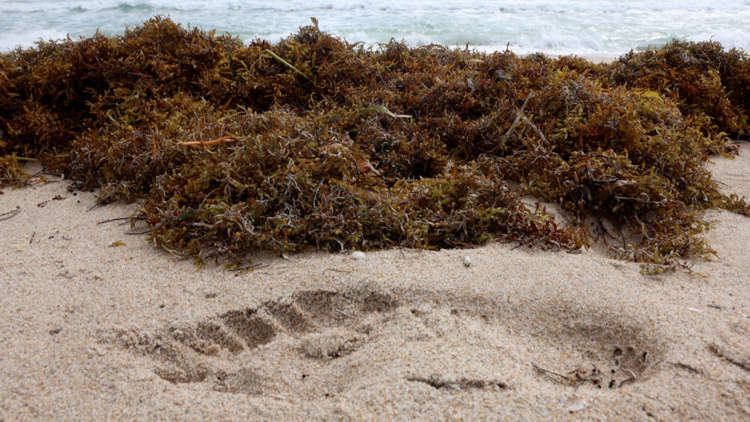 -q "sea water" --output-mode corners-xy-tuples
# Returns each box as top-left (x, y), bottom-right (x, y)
(2, 0), (749, 56)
